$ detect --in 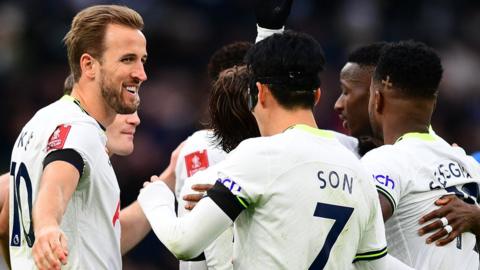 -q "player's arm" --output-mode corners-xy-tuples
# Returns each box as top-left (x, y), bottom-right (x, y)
(119, 201), (150, 255)
(378, 193), (394, 221)
(418, 195), (480, 245)
(254, 0), (293, 43)
(361, 152), (401, 223)
(355, 254), (414, 270)
(32, 149), (83, 270)
(120, 141), (184, 255)
(0, 172), (11, 269)
(138, 180), (245, 260)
